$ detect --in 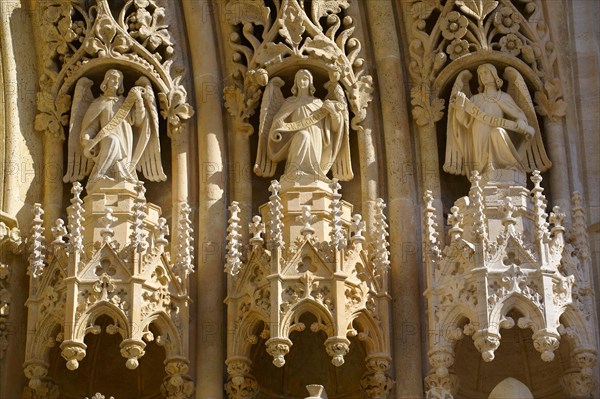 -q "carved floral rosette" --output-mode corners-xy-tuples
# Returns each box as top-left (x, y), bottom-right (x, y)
(223, 0), (373, 134)
(23, 182), (195, 398)
(422, 172), (598, 397)
(34, 0), (193, 141)
(224, 181), (393, 398)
